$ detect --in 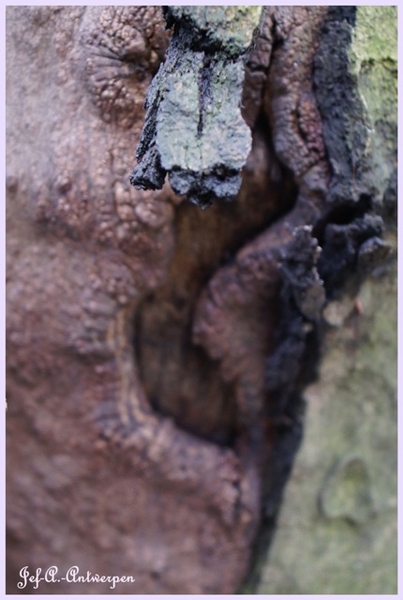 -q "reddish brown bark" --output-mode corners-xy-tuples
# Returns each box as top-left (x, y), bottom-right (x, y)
(7, 6), (391, 594)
